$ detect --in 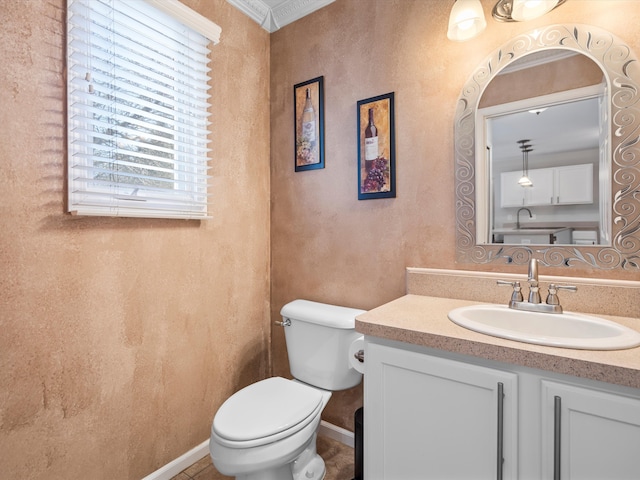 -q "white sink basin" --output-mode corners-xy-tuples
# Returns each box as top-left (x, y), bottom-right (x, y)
(448, 305), (640, 350)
